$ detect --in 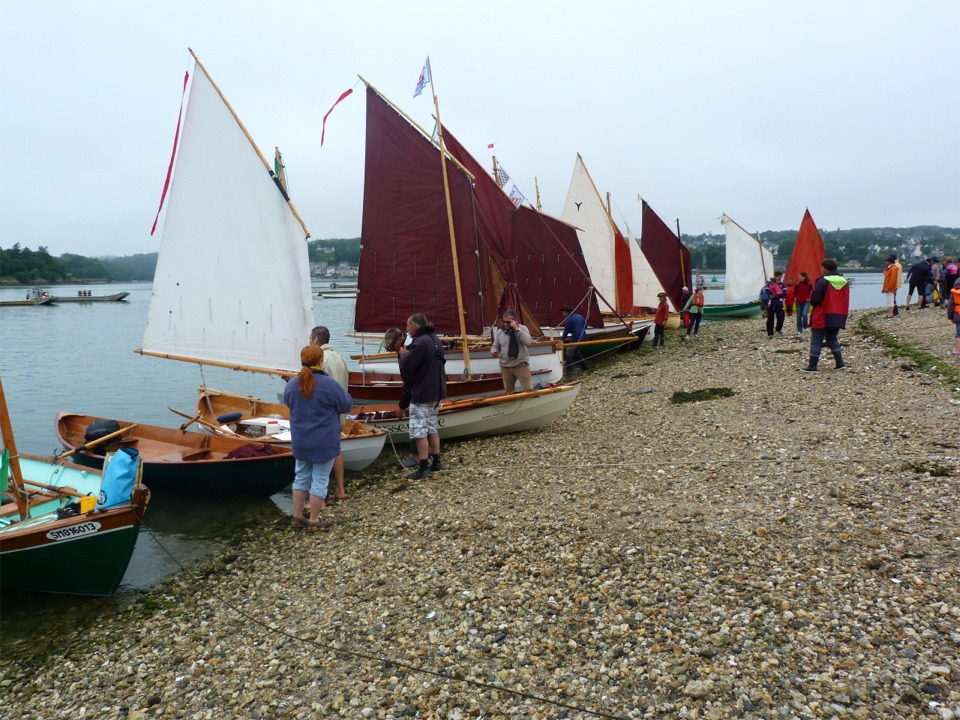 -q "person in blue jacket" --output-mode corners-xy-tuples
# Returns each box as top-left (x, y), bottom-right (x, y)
(284, 345), (352, 531)
(560, 305), (589, 375)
